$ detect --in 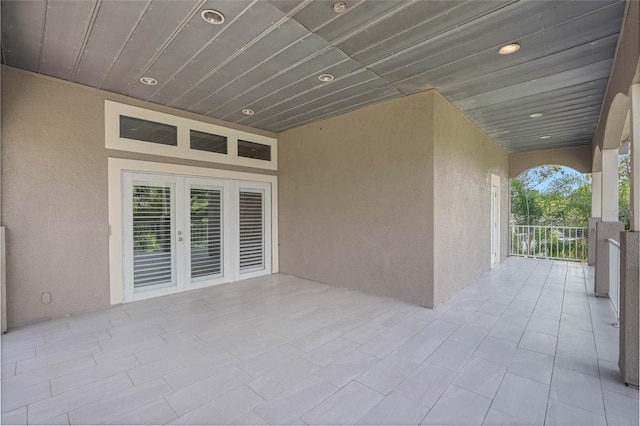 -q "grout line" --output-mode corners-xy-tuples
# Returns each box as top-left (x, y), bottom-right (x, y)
(542, 260), (569, 425)
(480, 258), (546, 425)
